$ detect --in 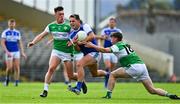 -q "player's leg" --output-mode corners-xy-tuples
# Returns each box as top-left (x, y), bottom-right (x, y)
(40, 55), (61, 97)
(137, 64), (180, 99)
(64, 61), (77, 80)
(142, 78), (180, 99)
(103, 53), (117, 88)
(70, 53), (97, 95)
(63, 61), (77, 89)
(87, 63), (107, 78)
(63, 63), (71, 86)
(13, 52), (21, 86)
(4, 53), (13, 86)
(103, 67), (131, 99)
(13, 58), (20, 86)
(71, 52), (88, 94)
